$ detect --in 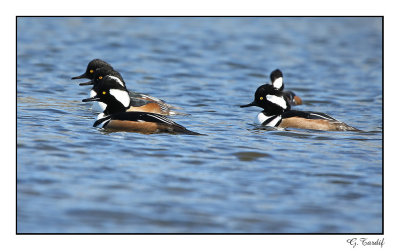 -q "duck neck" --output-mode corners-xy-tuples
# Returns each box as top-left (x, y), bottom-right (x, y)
(103, 102), (127, 115)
